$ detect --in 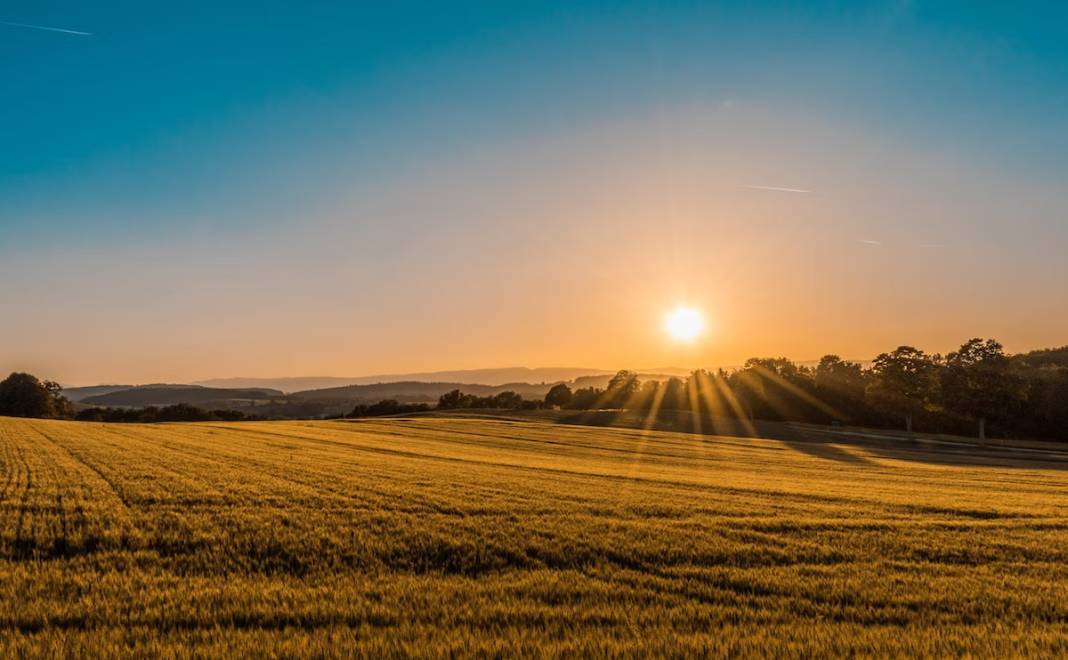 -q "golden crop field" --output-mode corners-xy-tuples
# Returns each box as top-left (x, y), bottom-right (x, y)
(2, 414), (1068, 657)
